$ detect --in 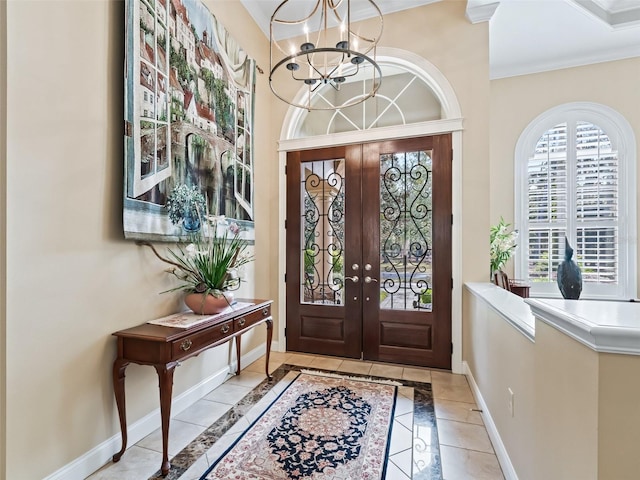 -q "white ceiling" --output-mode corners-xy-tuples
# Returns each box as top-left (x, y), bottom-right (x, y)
(239, 0), (640, 79)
